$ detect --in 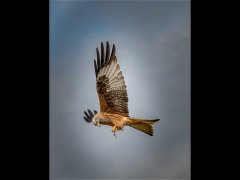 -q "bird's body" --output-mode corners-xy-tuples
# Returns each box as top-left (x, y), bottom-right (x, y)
(92, 112), (126, 130)
(83, 41), (160, 136)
